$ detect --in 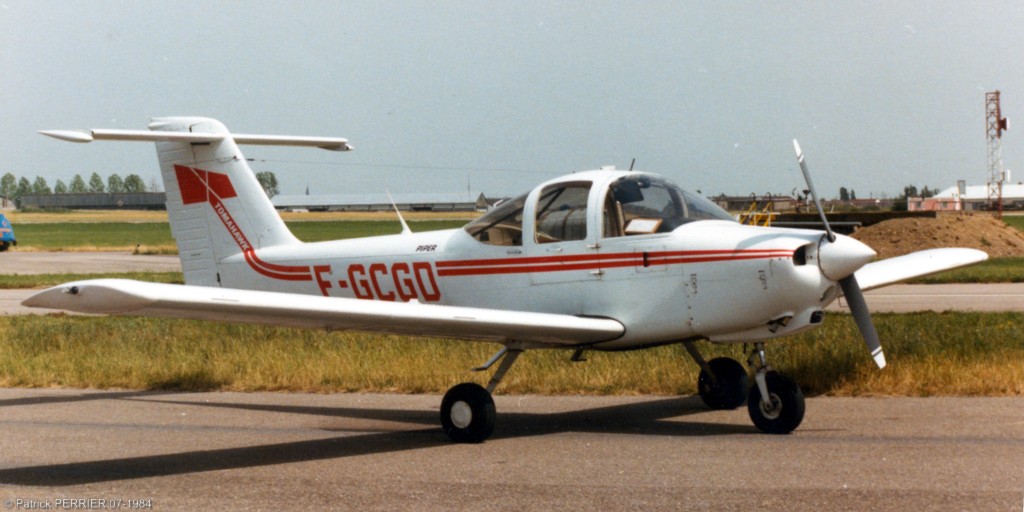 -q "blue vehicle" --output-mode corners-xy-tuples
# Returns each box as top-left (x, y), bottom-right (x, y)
(0, 213), (15, 251)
